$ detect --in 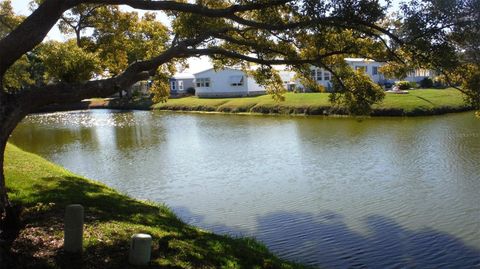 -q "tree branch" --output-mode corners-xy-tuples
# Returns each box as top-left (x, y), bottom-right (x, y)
(15, 33), (211, 110)
(0, 0), (291, 79)
(183, 47), (352, 66)
(81, 0), (291, 16)
(0, 0), (76, 78)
